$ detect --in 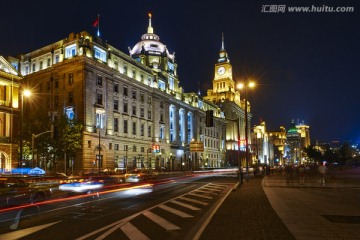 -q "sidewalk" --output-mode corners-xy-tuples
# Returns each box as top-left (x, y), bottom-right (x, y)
(200, 171), (360, 240)
(199, 177), (295, 240)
